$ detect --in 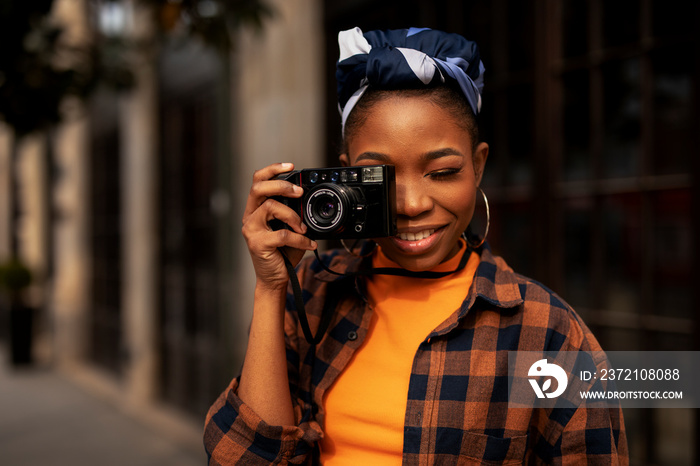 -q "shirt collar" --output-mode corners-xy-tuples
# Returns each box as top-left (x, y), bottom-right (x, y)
(469, 245), (523, 309)
(312, 242), (524, 310)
